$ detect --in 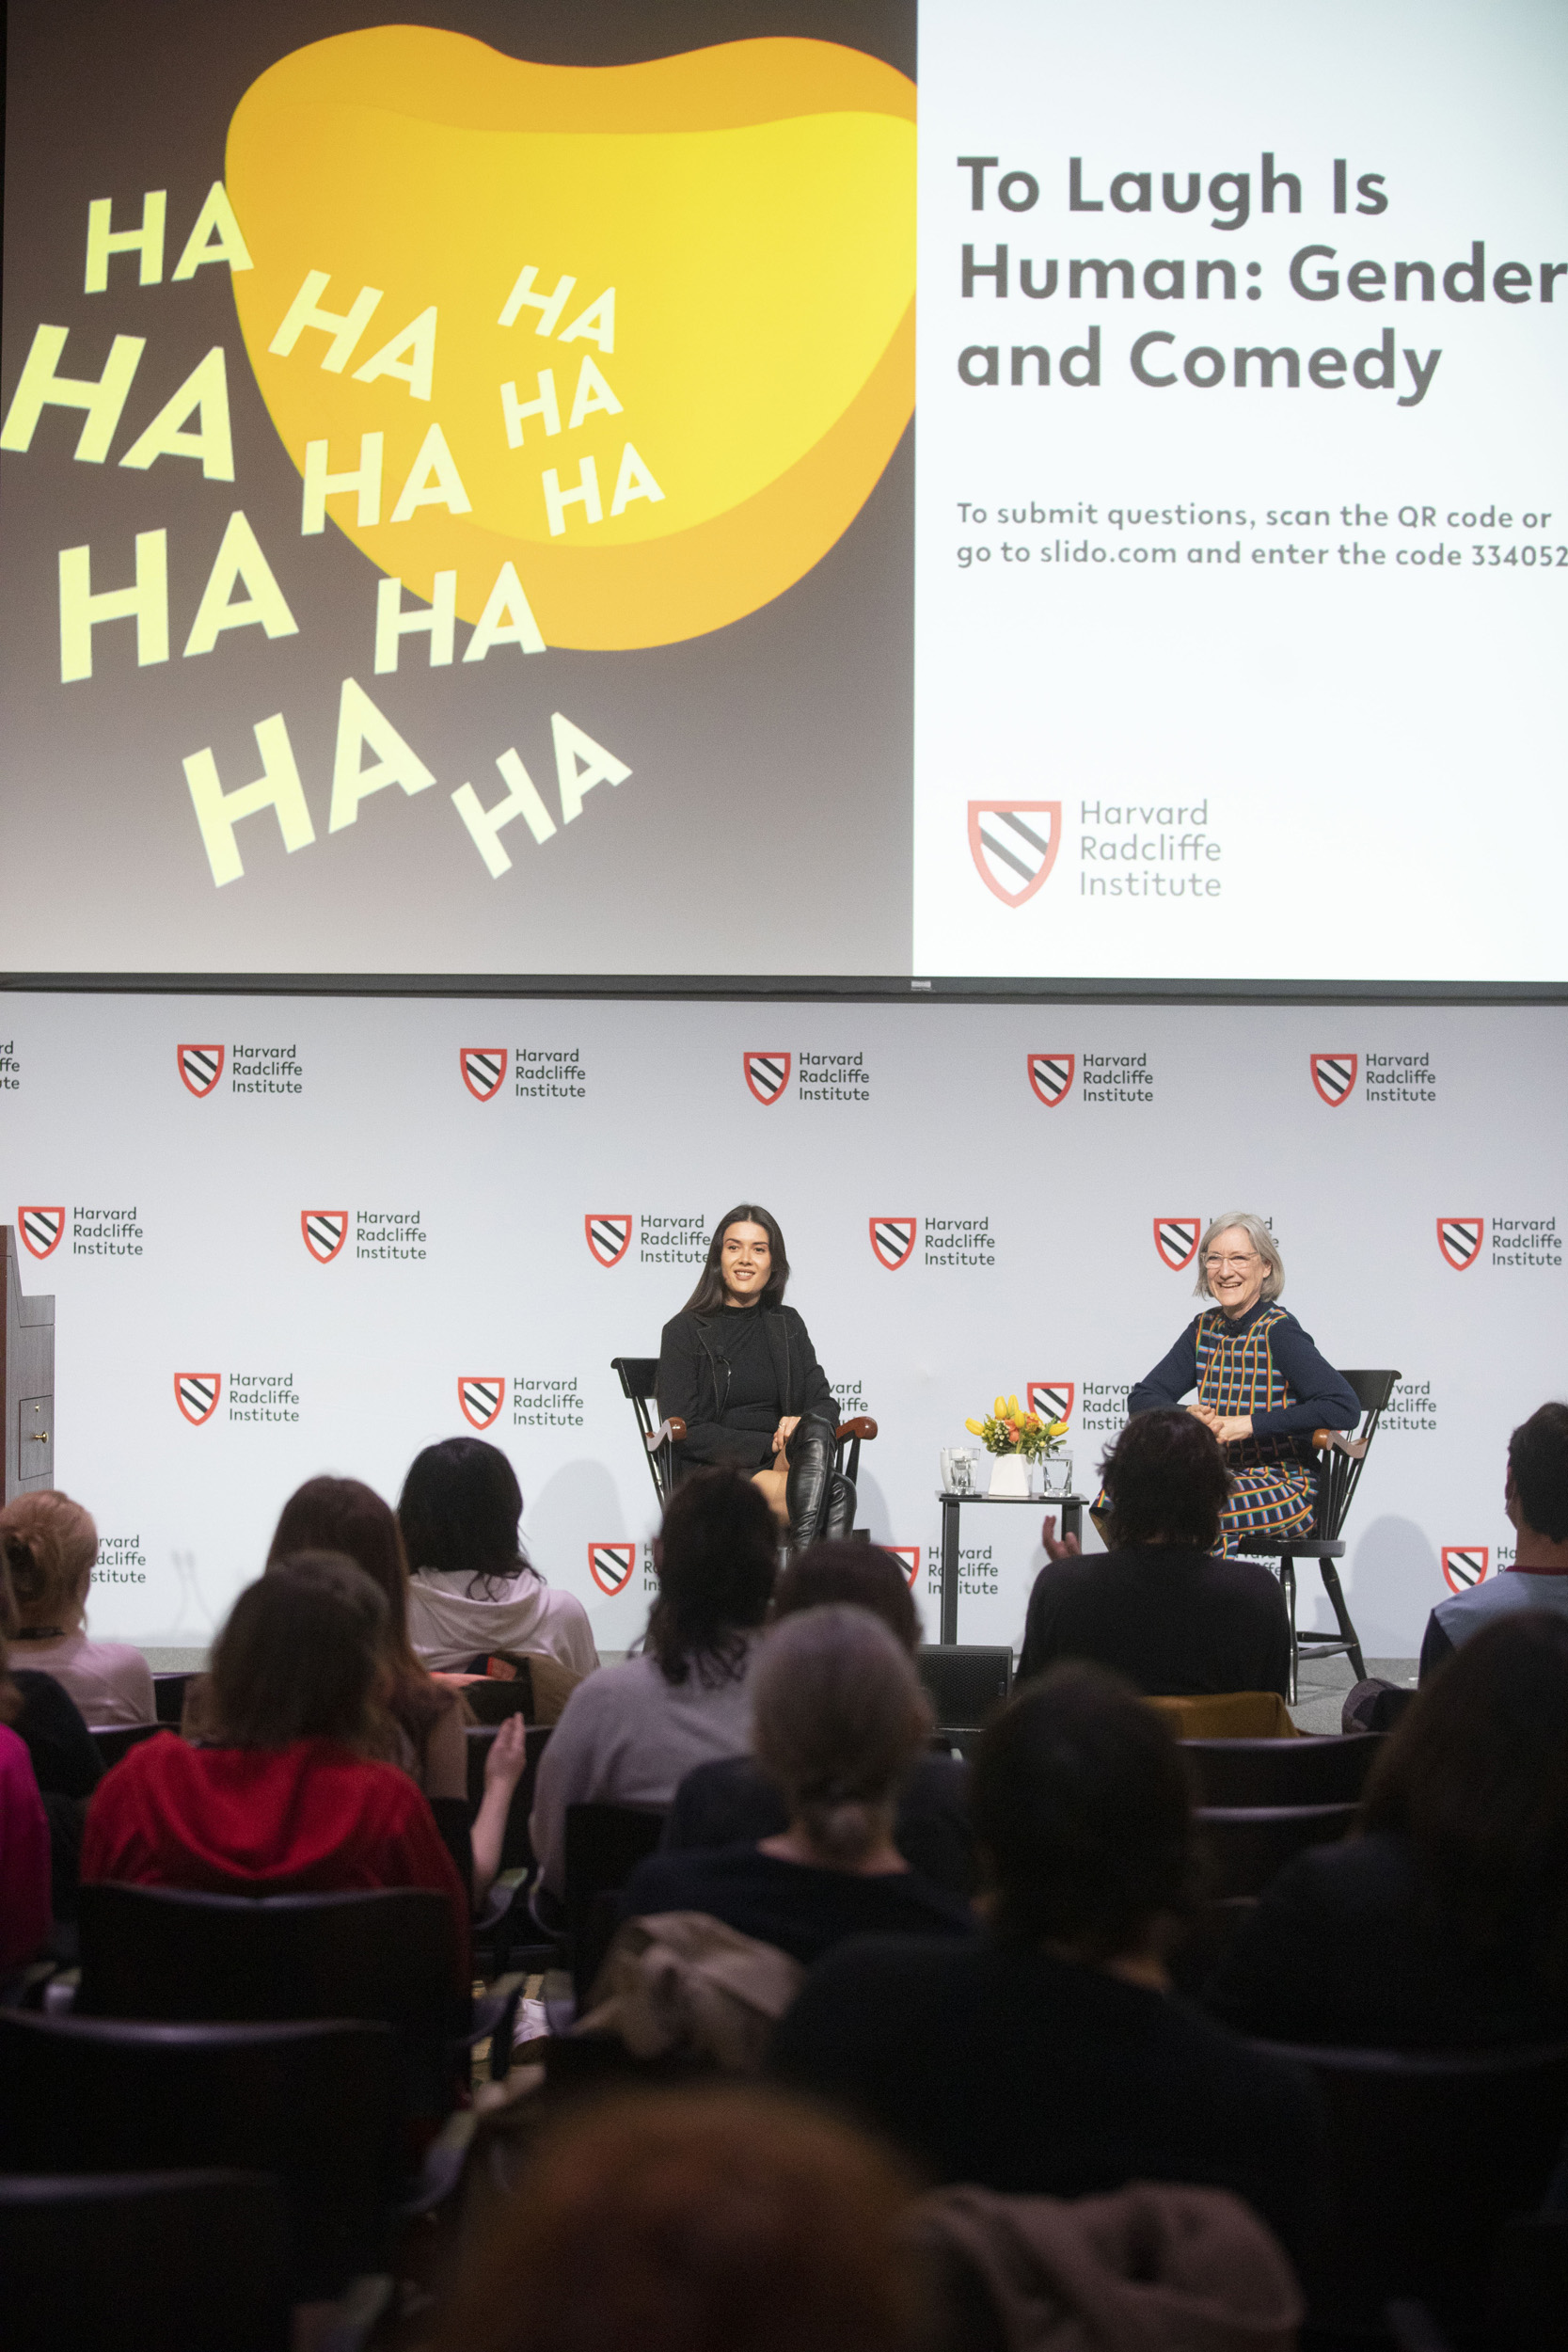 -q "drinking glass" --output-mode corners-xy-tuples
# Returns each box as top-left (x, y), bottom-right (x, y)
(940, 1447), (977, 1494)
(1040, 1450), (1074, 1495)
